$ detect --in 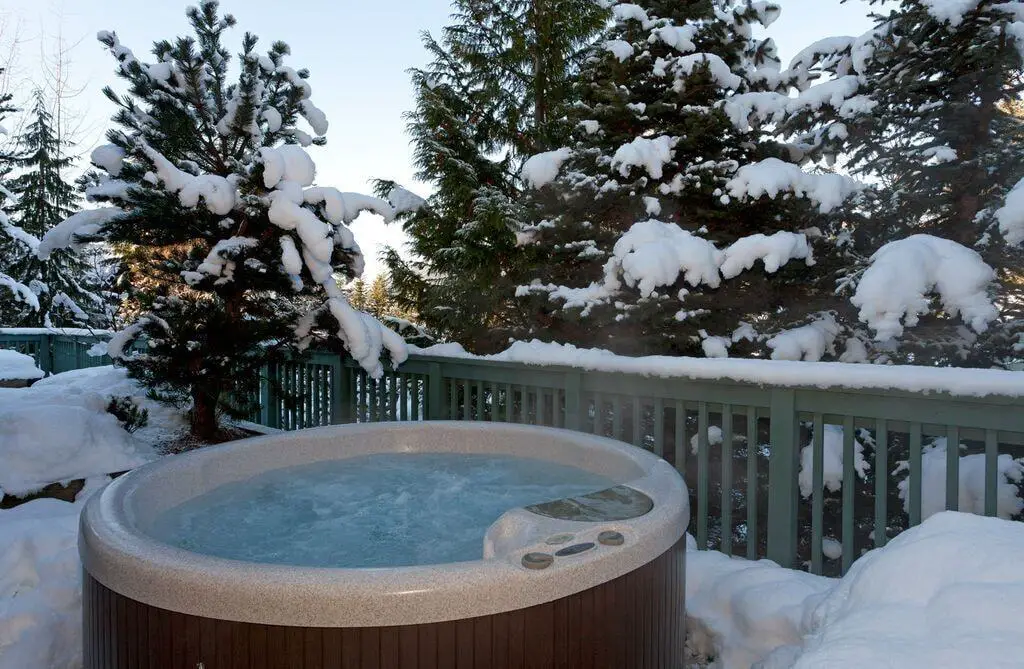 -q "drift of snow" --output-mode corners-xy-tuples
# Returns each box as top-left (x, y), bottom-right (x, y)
(726, 158), (862, 214)
(410, 339), (1024, 397)
(719, 231), (814, 279)
(0, 350), (44, 381)
(995, 176), (1024, 245)
(521, 148), (572, 189)
(798, 424), (869, 497)
(607, 219), (722, 296)
(767, 314), (840, 362)
(895, 438), (1024, 521)
(36, 208), (123, 259)
(850, 234), (997, 340)
(611, 136), (677, 180)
